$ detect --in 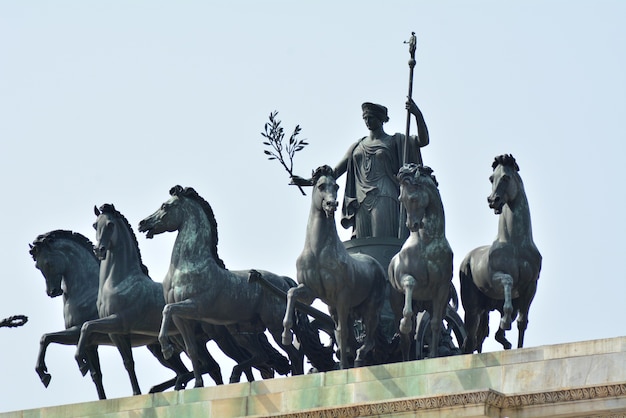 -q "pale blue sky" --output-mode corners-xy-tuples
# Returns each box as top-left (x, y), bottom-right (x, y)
(1, 1), (625, 412)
